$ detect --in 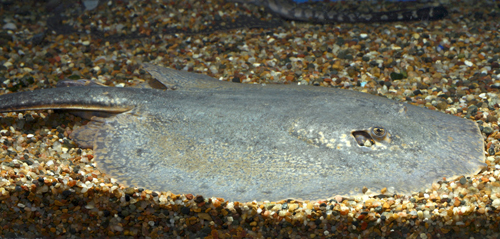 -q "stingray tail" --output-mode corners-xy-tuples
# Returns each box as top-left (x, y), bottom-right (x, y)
(0, 87), (134, 113)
